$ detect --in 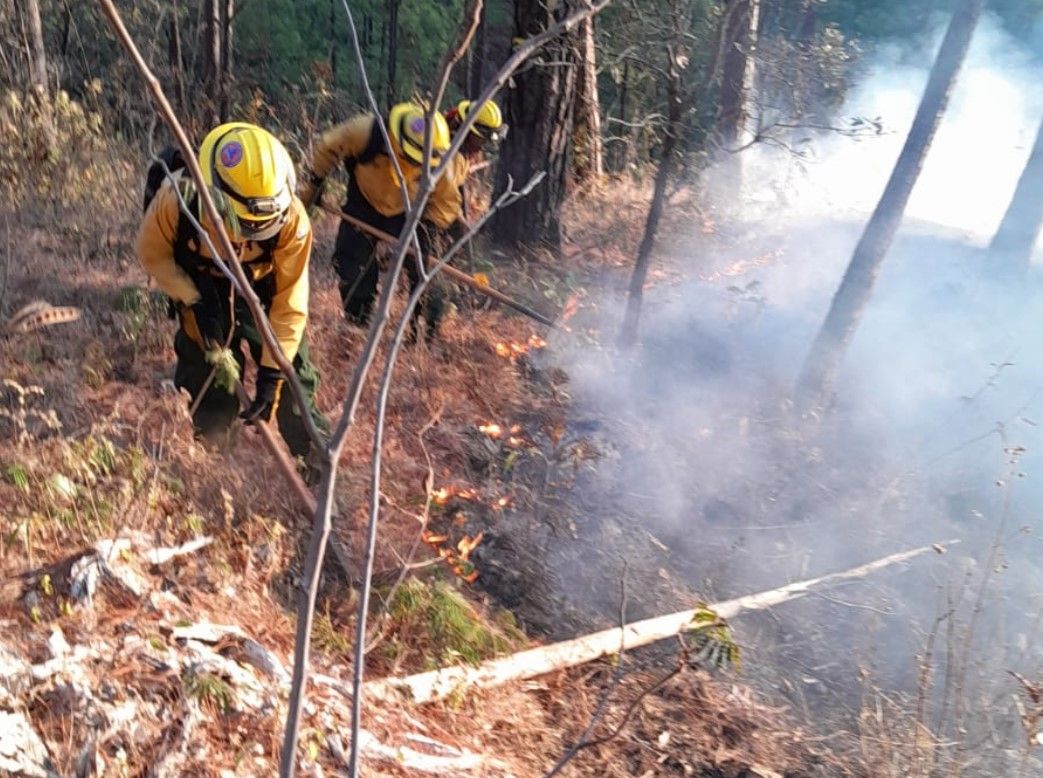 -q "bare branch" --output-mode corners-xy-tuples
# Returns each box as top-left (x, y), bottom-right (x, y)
(346, 172), (544, 776)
